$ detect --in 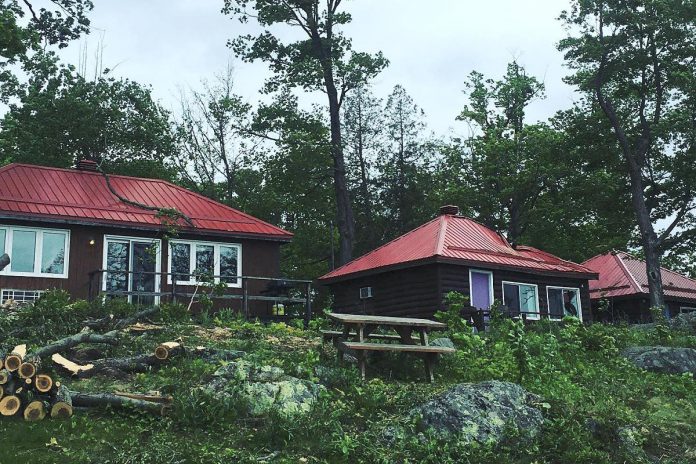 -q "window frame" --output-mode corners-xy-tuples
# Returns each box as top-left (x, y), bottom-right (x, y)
(546, 286), (583, 322)
(501, 280), (540, 320)
(1, 289), (44, 304)
(101, 235), (162, 305)
(468, 268), (494, 309)
(678, 306), (696, 314)
(167, 239), (242, 288)
(0, 225), (70, 279)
